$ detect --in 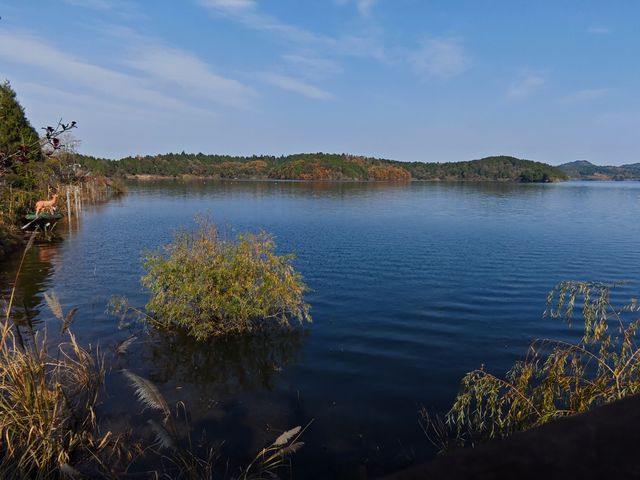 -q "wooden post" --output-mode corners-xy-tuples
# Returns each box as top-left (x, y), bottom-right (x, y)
(76, 187), (81, 227)
(66, 187), (72, 217)
(66, 187), (72, 233)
